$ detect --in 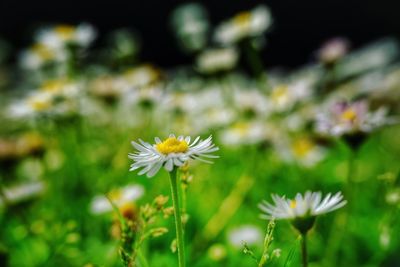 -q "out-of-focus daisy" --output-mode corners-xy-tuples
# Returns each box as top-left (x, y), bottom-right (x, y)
(88, 75), (126, 102)
(317, 38), (349, 65)
(122, 64), (162, 89)
(89, 184), (144, 215)
(214, 5), (272, 45)
(37, 24), (96, 50)
(0, 181), (45, 207)
(129, 135), (219, 177)
(227, 225), (263, 248)
(163, 88), (225, 115)
(268, 81), (312, 113)
(19, 43), (65, 70)
(122, 84), (164, 108)
(191, 107), (236, 134)
(259, 191), (346, 234)
(275, 136), (326, 168)
(171, 3), (209, 52)
(315, 100), (395, 137)
(233, 89), (269, 117)
(8, 91), (54, 119)
(337, 38), (398, 79)
(0, 133), (45, 165)
(219, 121), (270, 147)
(7, 79), (82, 120)
(39, 79), (81, 98)
(195, 47), (239, 74)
